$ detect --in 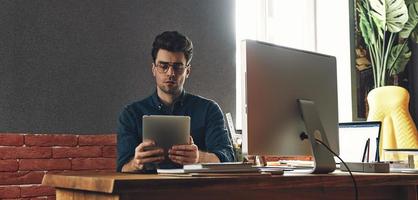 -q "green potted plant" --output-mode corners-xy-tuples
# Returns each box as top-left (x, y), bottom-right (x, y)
(357, 0), (418, 87)
(357, 0), (418, 160)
